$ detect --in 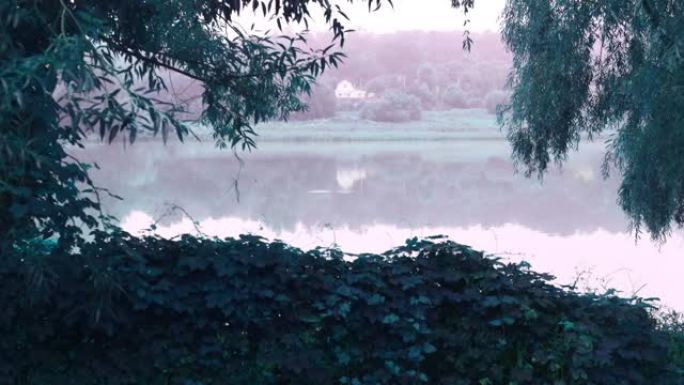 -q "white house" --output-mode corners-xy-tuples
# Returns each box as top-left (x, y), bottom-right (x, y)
(335, 80), (374, 99)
